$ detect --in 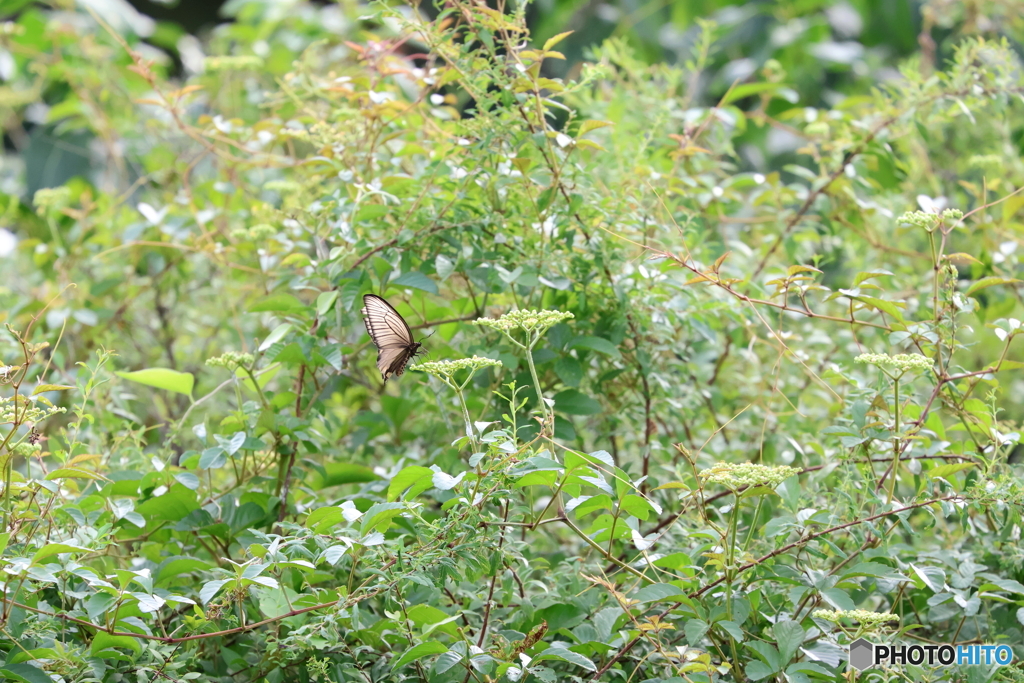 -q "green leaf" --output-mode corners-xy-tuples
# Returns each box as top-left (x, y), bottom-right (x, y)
(515, 470), (559, 487)
(542, 30), (573, 51)
(434, 651), (462, 675)
(685, 619), (709, 645)
(721, 81), (790, 104)
(32, 383), (75, 395)
(820, 588), (856, 610)
(652, 552), (692, 571)
(745, 660), (777, 681)
(31, 543), (89, 565)
(316, 290), (339, 316)
(392, 642), (448, 669)
(90, 632), (142, 657)
(854, 296), (905, 320)
(360, 502), (406, 534)
(249, 293), (306, 312)
(717, 619), (744, 641)
(911, 564), (945, 592)
(310, 462), (379, 489)
(738, 485), (778, 499)
(0, 663), (57, 683)
(566, 336), (621, 358)
(786, 662), (834, 678)
(136, 484), (200, 524)
(632, 583), (686, 603)
(747, 641), (781, 671)
(927, 462), (975, 480)
(840, 562), (905, 581)
(306, 506), (344, 532)
(966, 276), (1020, 297)
(388, 466), (434, 501)
(155, 557), (213, 586)
(619, 494), (658, 521)
(116, 368), (194, 396)
(259, 323), (293, 352)
(554, 389), (601, 415)
(569, 494), (613, 516)
(198, 447), (226, 470)
(534, 644), (596, 671)
(773, 620), (804, 665)
(200, 579), (230, 604)
(984, 579), (1024, 594)
(554, 357), (583, 387)
(45, 467), (105, 481)
(407, 605), (460, 637)
(577, 120), (613, 136)
(391, 271), (438, 295)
